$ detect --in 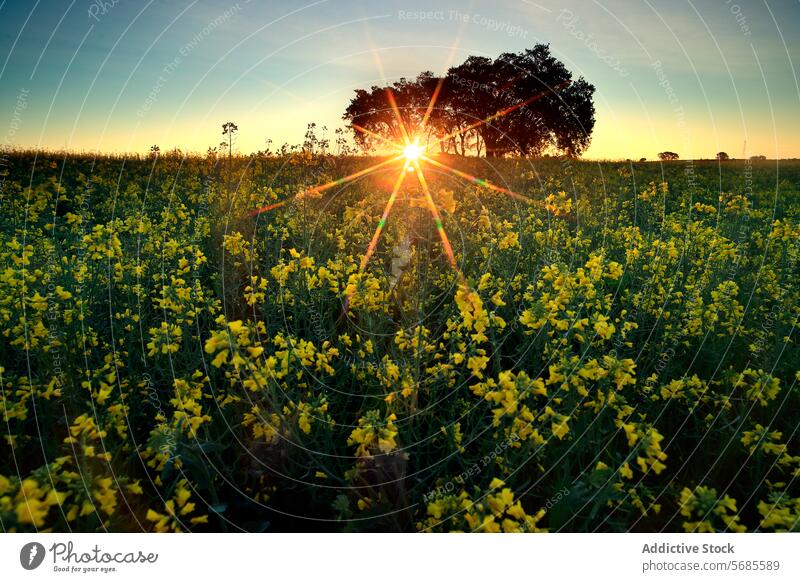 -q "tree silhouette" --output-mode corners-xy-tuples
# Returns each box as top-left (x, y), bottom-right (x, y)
(658, 151), (679, 161)
(716, 152), (730, 161)
(221, 121), (238, 186)
(343, 45), (595, 158)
